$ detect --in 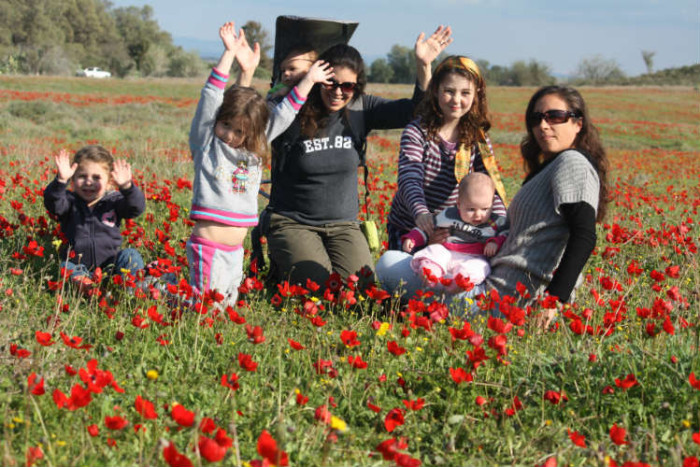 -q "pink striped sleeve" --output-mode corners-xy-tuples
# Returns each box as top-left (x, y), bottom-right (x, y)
(207, 67), (230, 89)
